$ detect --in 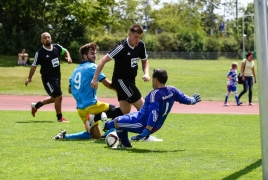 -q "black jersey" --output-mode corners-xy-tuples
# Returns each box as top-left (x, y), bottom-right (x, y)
(33, 44), (64, 77)
(108, 38), (148, 80)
